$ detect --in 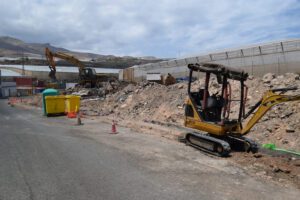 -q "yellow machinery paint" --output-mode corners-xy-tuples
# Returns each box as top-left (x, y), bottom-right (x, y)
(183, 63), (300, 156)
(65, 95), (81, 114)
(45, 95), (66, 116)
